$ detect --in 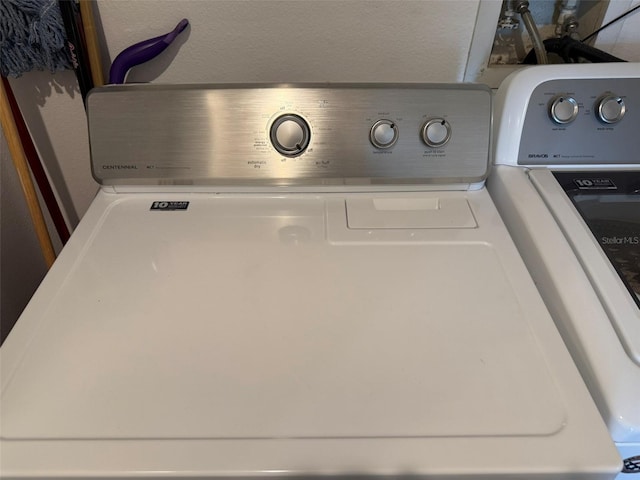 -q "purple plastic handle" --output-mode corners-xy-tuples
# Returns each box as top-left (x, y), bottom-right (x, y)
(109, 19), (189, 84)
